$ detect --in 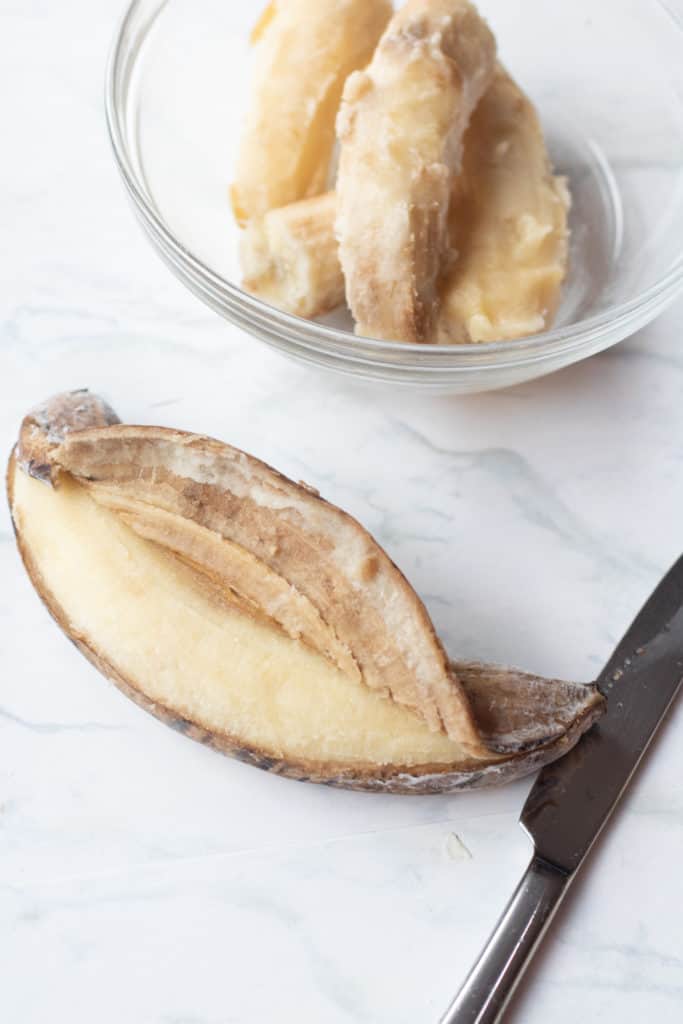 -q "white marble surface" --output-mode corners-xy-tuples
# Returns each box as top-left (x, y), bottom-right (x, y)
(2, 2), (683, 1022)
